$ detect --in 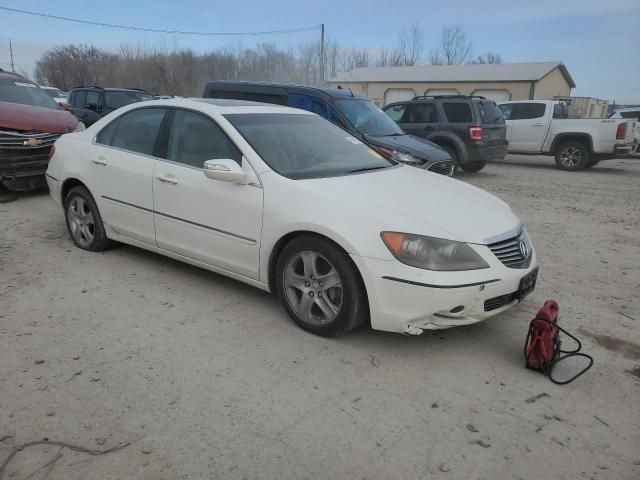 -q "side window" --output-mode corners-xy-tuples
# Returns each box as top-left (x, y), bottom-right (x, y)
(166, 109), (242, 168)
(238, 92), (287, 105)
(288, 94), (329, 118)
(499, 104), (512, 120)
(71, 90), (86, 108)
(443, 103), (473, 123)
(86, 91), (100, 108)
(402, 103), (438, 123)
(621, 111), (640, 119)
(96, 119), (119, 146)
(510, 103), (546, 120)
(384, 104), (407, 122)
(109, 108), (166, 156)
